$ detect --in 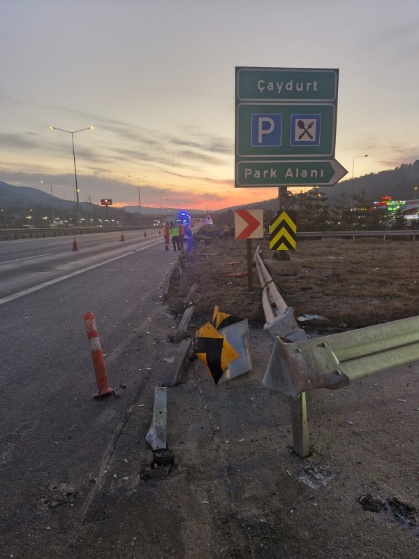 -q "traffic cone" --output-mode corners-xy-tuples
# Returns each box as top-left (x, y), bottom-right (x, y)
(84, 311), (114, 398)
(121, 232), (125, 241)
(144, 231), (147, 237)
(72, 237), (78, 251)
